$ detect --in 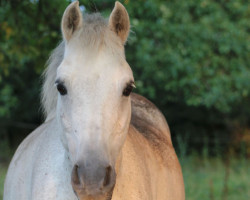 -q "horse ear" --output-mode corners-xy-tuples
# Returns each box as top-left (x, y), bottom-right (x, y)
(109, 1), (130, 44)
(61, 1), (83, 42)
